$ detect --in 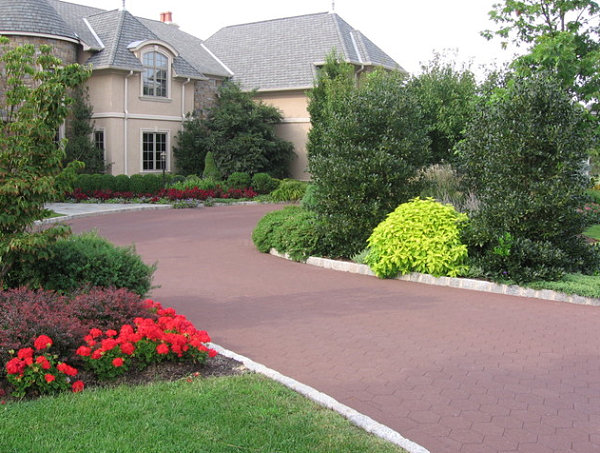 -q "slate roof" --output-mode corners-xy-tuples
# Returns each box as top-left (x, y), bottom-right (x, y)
(6, 0), (230, 79)
(0, 0), (78, 41)
(204, 12), (404, 91)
